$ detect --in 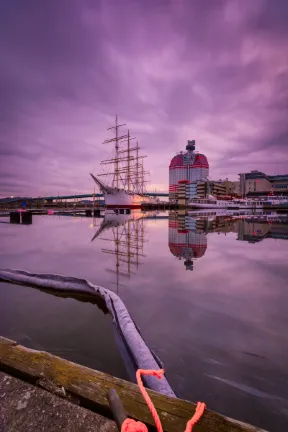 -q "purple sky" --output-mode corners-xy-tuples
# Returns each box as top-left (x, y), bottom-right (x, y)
(1, 0), (288, 197)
